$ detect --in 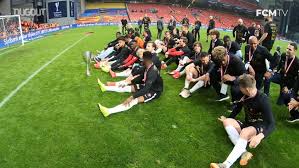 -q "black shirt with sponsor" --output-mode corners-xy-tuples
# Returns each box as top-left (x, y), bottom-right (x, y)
(225, 41), (240, 55)
(168, 19), (176, 31)
(163, 37), (176, 50)
(142, 17), (151, 27)
(193, 60), (215, 75)
(233, 24), (248, 43)
(181, 17), (189, 25)
(110, 45), (131, 61)
(183, 31), (195, 50)
(214, 55), (246, 85)
(276, 53), (299, 89)
(229, 91), (275, 137)
(208, 38), (224, 54)
(194, 20), (202, 30)
(262, 21), (277, 49)
(133, 64), (163, 98)
(244, 45), (273, 74)
(247, 26), (256, 37)
(208, 19), (215, 30)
